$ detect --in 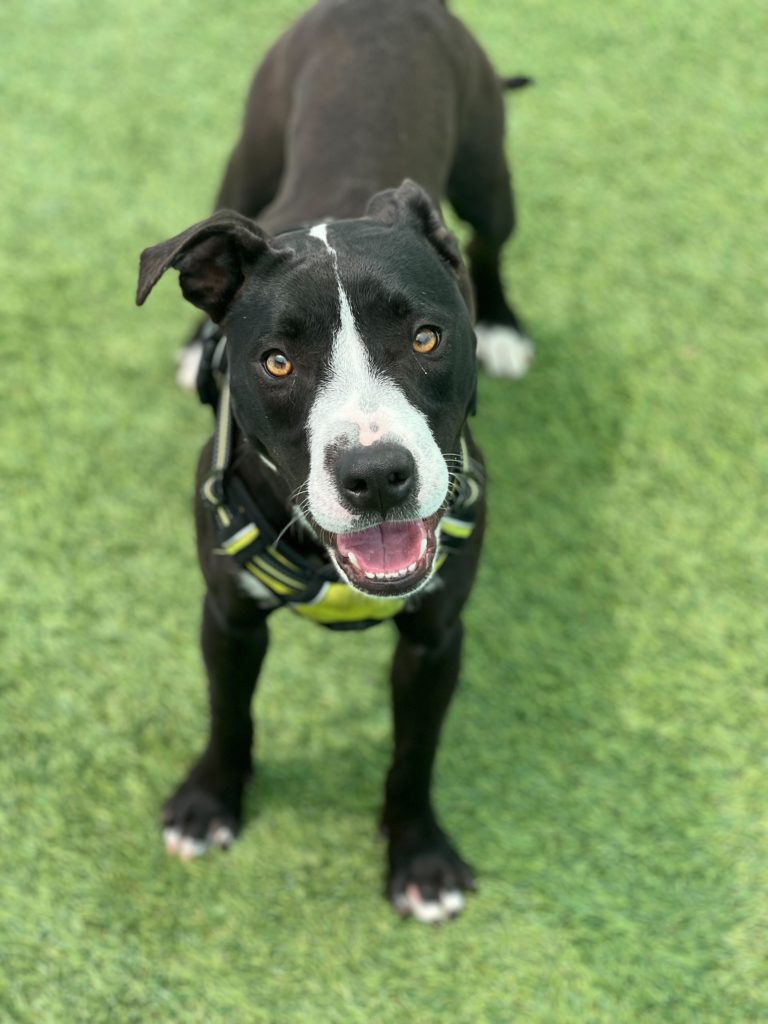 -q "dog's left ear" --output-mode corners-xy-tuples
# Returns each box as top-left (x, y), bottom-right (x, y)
(366, 180), (473, 312)
(136, 210), (286, 323)
(366, 179), (461, 271)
